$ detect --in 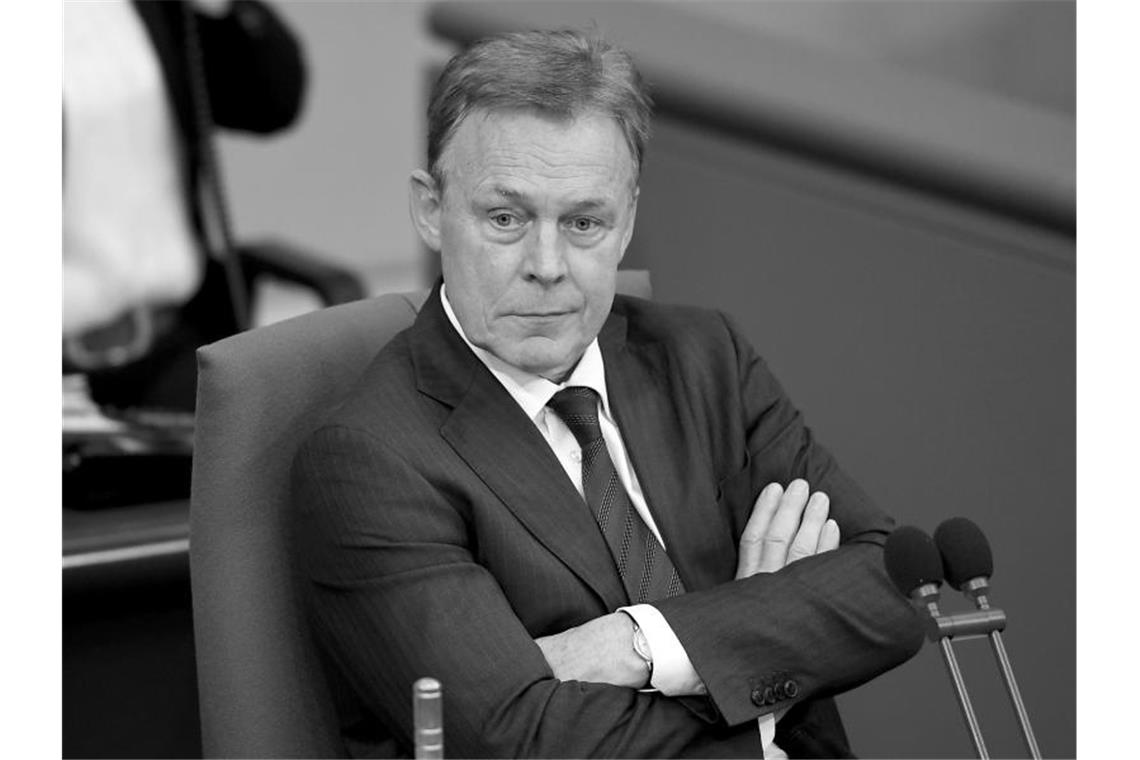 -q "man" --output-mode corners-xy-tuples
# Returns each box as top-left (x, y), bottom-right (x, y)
(292, 29), (923, 758)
